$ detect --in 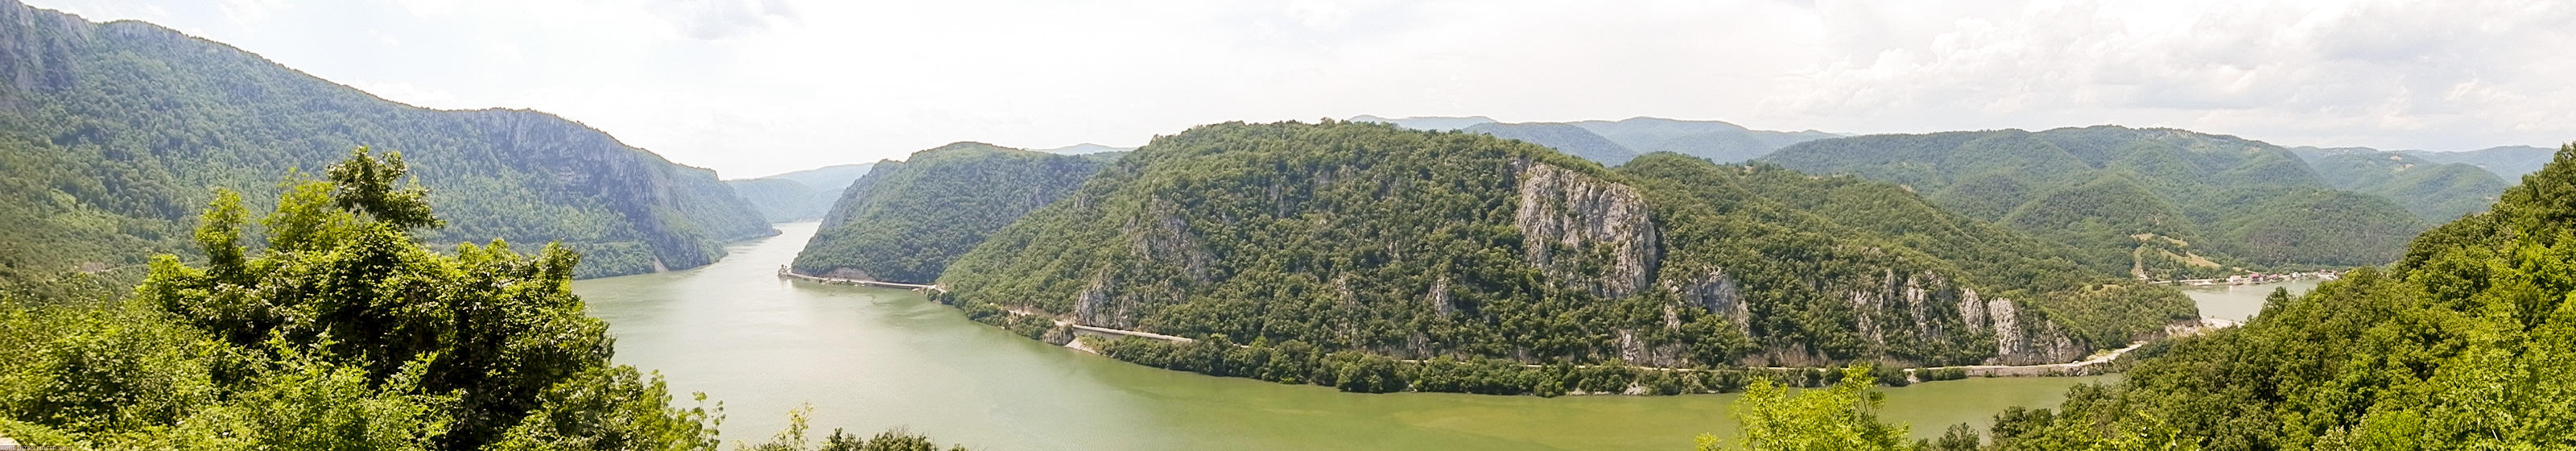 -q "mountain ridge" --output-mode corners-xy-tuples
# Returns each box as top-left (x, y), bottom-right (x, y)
(0, 0), (768, 279)
(1760, 125), (2426, 277)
